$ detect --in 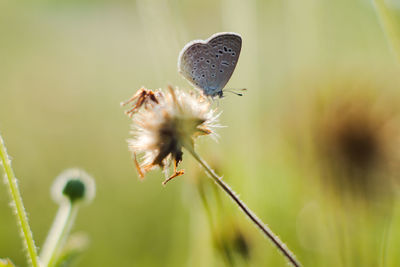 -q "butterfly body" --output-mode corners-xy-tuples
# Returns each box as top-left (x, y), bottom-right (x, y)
(178, 32), (242, 97)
